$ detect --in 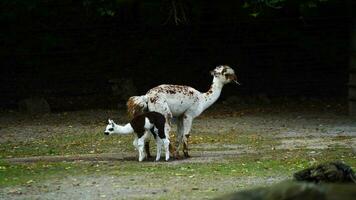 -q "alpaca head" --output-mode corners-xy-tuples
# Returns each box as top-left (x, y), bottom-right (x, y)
(210, 65), (239, 85)
(104, 119), (116, 135)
